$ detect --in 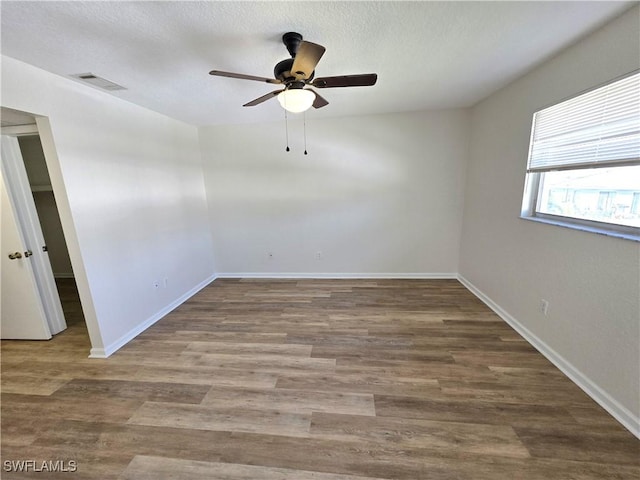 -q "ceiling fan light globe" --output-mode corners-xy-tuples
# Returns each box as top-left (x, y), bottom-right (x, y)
(277, 89), (315, 113)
